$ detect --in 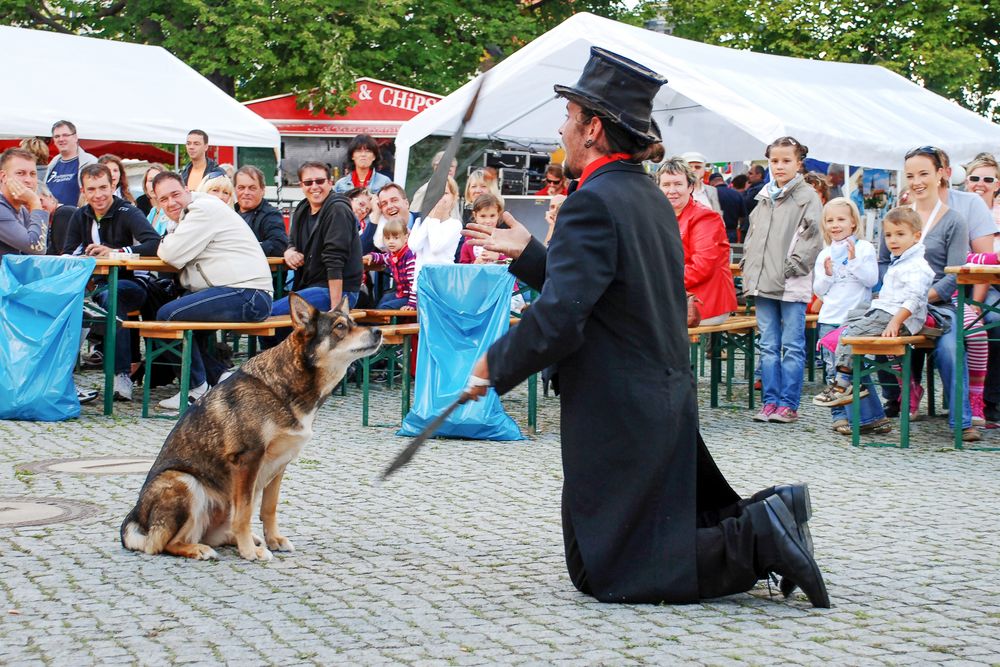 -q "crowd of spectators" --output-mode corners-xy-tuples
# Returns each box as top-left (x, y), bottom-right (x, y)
(3, 120), (999, 432)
